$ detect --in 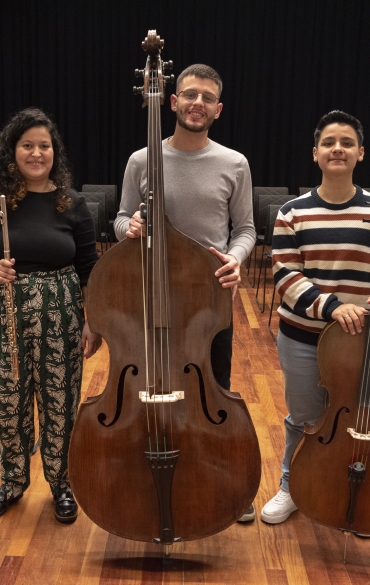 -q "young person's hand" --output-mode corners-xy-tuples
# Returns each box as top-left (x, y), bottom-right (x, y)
(332, 303), (369, 335)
